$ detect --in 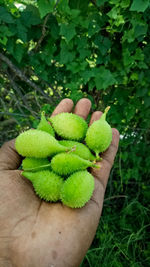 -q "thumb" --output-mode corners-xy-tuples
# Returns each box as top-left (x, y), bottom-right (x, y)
(0, 139), (22, 170)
